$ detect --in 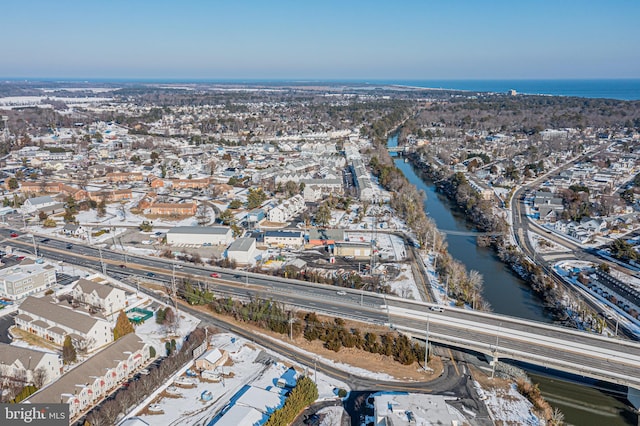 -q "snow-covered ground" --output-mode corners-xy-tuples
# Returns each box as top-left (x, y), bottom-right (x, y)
(134, 308), (201, 355)
(132, 332), (346, 426)
(528, 230), (571, 253)
(345, 231), (407, 261)
(485, 384), (542, 426)
(254, 330), (396, 382)
(386, 263), (420, 300)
